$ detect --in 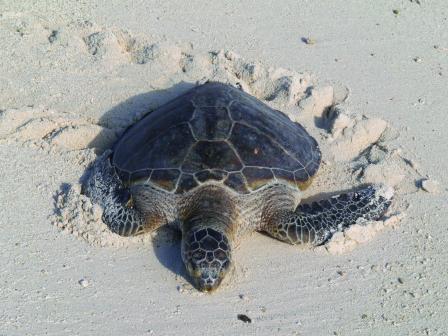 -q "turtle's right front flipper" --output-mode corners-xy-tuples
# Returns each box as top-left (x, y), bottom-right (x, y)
(262, 185), (393, 246)
(84, 150), (148, 236)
